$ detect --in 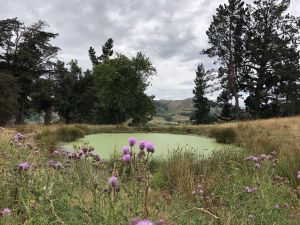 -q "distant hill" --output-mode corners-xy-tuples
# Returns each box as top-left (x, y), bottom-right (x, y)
(151, 98), (221, 125)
